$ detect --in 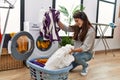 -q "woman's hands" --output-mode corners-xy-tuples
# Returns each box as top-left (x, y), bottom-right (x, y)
(57, 21), (65, 30)
(69, 48), (75, 54)
(69, 48), (83, 54)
